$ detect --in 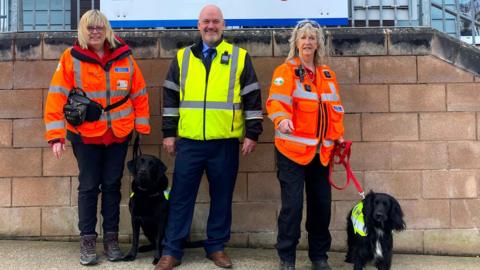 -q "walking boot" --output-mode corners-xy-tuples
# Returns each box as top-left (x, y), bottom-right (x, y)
(312, 259), (332, 270)
(279, 260), (295, 270)
(79, 234), (98, 265)
(103, 232), (124, 261)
